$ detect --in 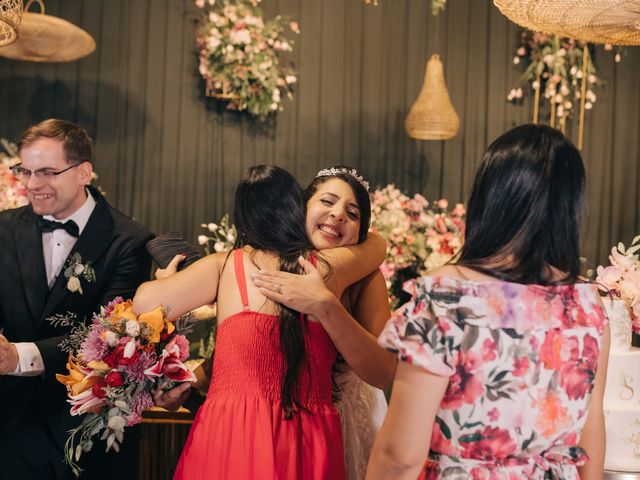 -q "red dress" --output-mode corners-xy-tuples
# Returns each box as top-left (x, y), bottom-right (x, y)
(174, 250), (346, 480)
